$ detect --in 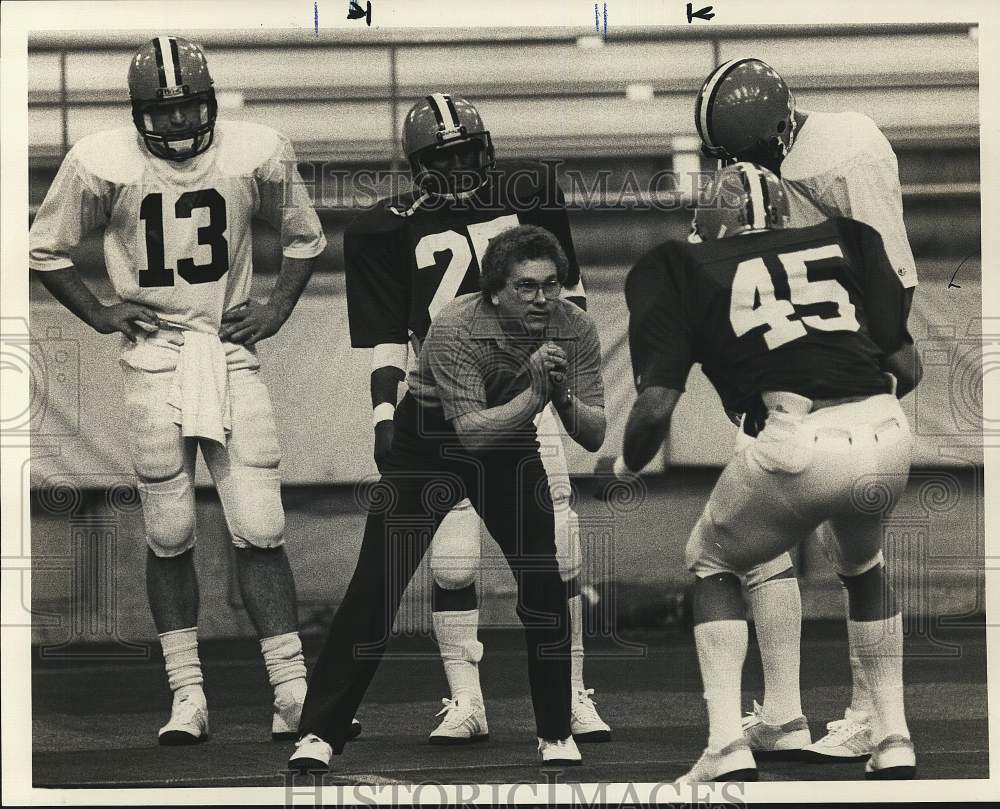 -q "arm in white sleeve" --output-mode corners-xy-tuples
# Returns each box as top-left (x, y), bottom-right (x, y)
(825, 157), (917, 290)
